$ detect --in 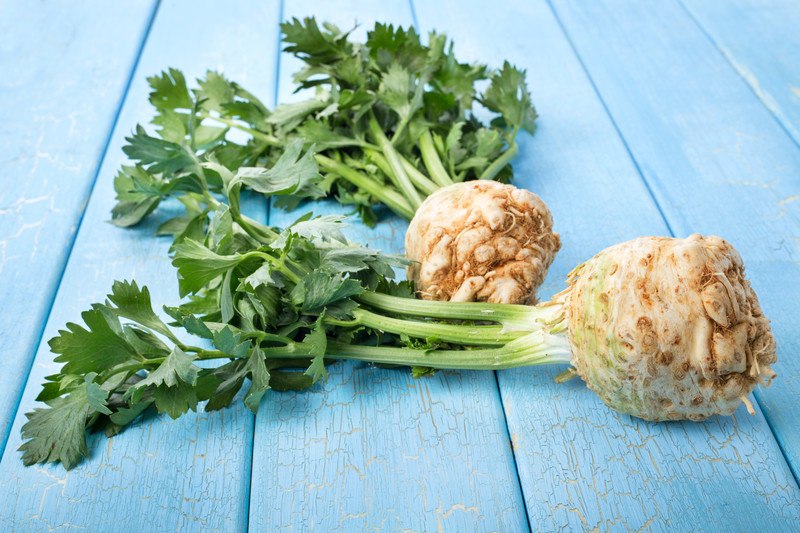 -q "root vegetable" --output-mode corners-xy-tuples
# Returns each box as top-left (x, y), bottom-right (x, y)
(406, 181), (560, 304)
(557, 234), (776, 420)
